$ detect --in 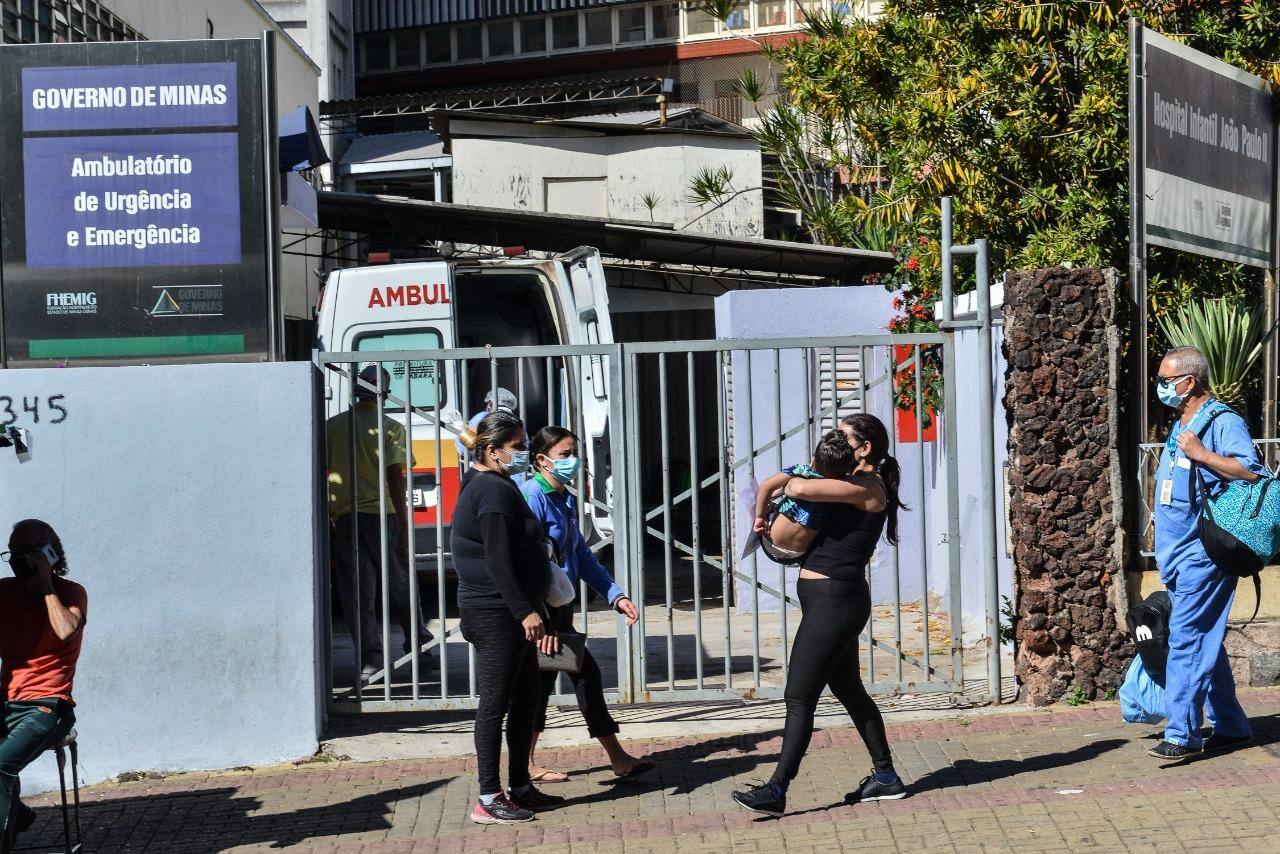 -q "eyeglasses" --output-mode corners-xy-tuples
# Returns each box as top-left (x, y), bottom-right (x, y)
(1156, 374), (1191, 386)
